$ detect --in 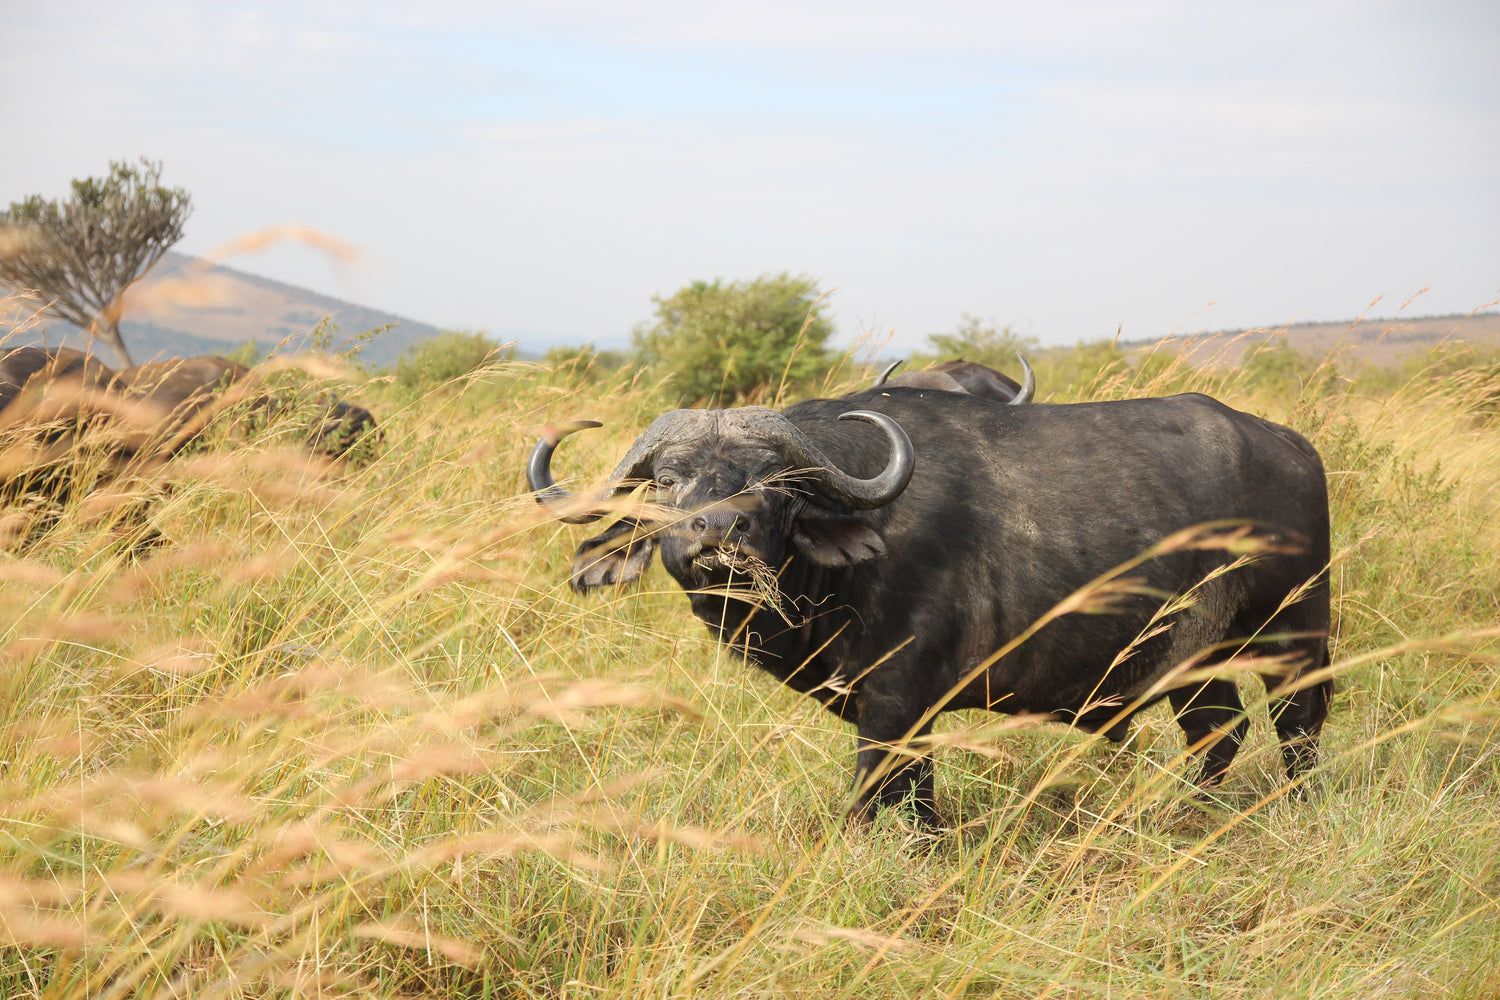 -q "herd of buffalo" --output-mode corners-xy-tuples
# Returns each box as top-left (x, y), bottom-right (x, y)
(531, 356), (1333, 825)
(0, 345), (377, 508)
